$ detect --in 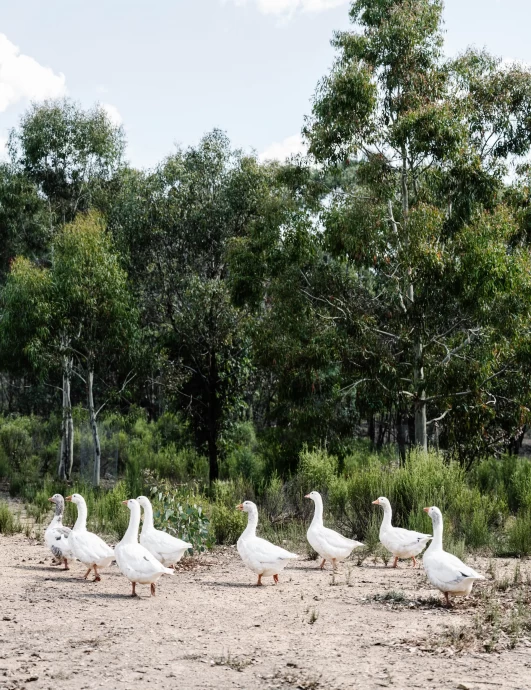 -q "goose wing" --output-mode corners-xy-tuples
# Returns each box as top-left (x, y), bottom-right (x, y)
(250, 536), (298, 563)
(318, 526), (362, 549)
(391, 526), (432, 546)
(429, 551), (484, 585)
(151, 528), (192, 554)
(117, 544), (172, 579)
